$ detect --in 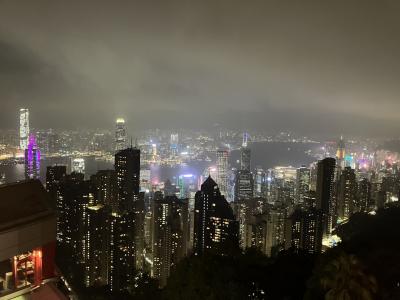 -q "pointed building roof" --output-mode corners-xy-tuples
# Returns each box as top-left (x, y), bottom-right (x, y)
(201, 175), (218, 190)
